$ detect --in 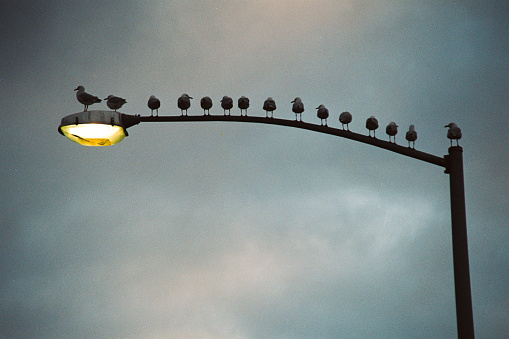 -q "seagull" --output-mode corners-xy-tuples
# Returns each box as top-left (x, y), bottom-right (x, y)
(386, 121), (398, 143)
(445, 122), (462, 146)
(74, 85), (101, 111)
(147, 95), (161, 116)
(238, 96), (250, 116)
(291, 97), (305, 121)
(405, 124), (417, 149)
(220, 96), (233, 115)
(178, 94), (192, 116)
(263, 97), (276, 118)
(316, 104), (329, 126)
(366, 116), (379, 137)
(105, 95), (127, 111)
(200, 96), (213, 115)
(339, 111), (352, 130)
